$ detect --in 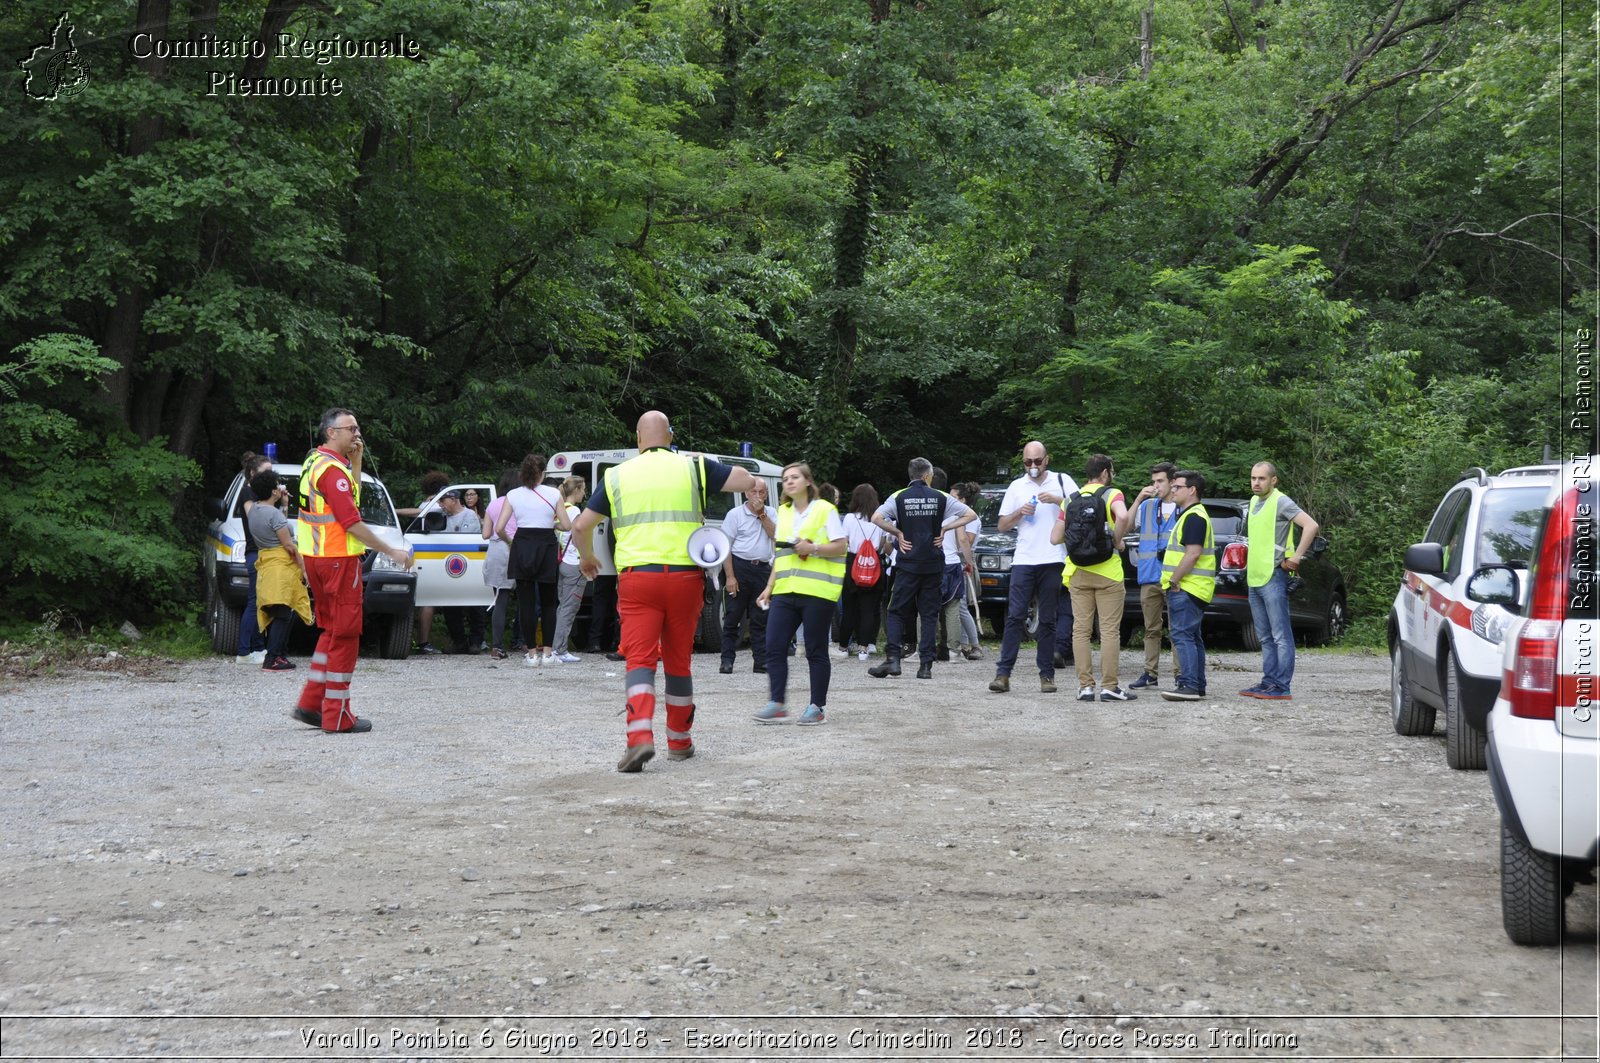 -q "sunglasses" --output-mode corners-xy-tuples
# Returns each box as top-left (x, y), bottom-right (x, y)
(1022, 457), (1045, 467)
